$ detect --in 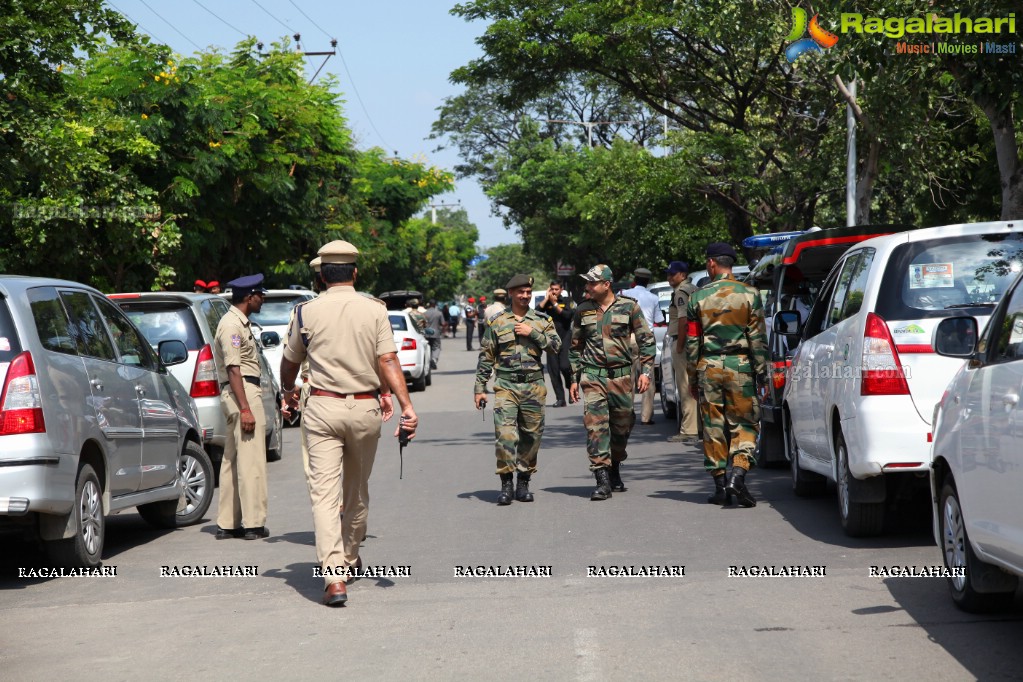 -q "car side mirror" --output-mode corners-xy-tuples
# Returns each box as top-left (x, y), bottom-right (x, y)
(773, 310), (801, 337)
(158, 339), (188, 366)
(260, 331), (281, 348)
(933, 316), (978, 358)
